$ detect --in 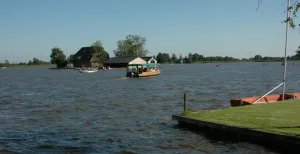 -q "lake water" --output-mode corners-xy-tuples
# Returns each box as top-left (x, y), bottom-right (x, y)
(1, 62), (299, 154)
